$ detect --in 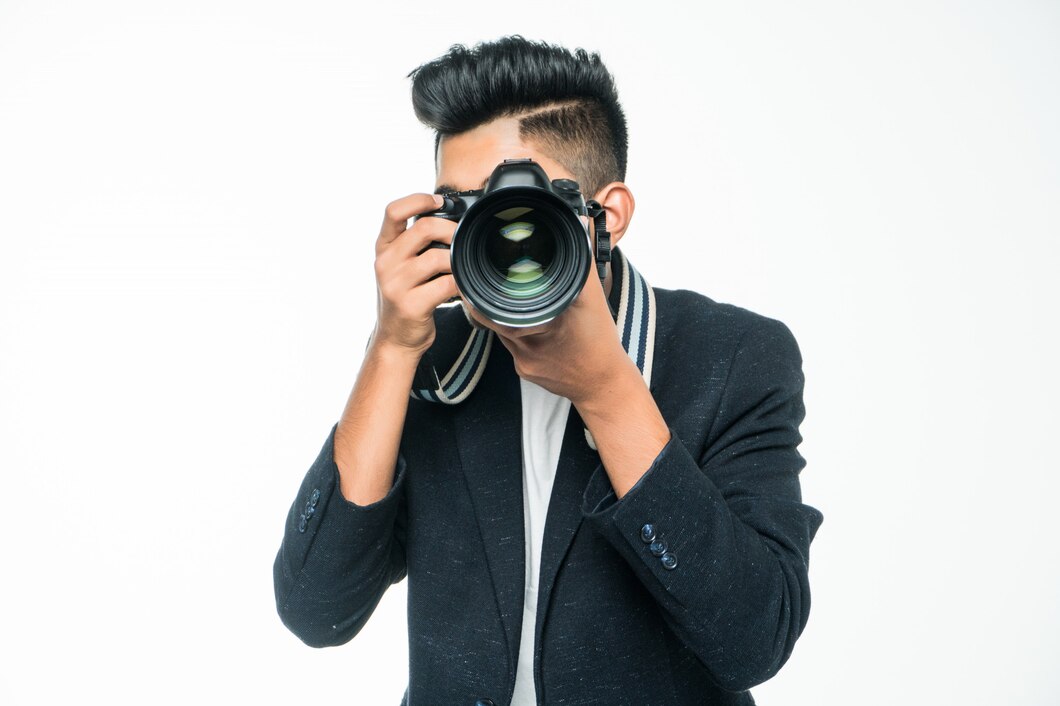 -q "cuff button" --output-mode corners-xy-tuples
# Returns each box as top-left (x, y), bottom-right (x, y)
(650, 540), (668, 557)
(660, 552), (678, 570)
(640, 523), (656, 543)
